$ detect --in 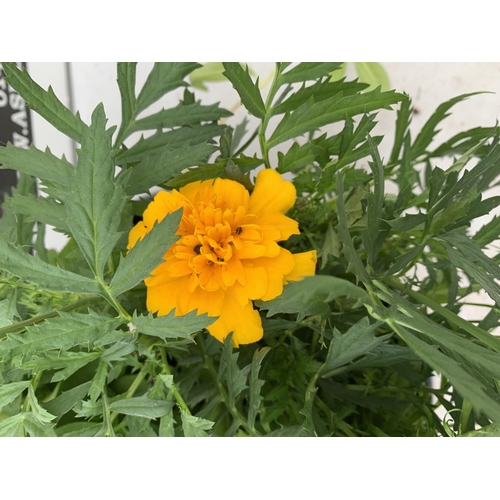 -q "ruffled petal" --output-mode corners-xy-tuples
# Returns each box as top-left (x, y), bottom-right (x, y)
(255, 212), (300, 241)
(249, 169), (296, 216)
(284, 250), (317, 283)
(208, 293), (263, 346)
